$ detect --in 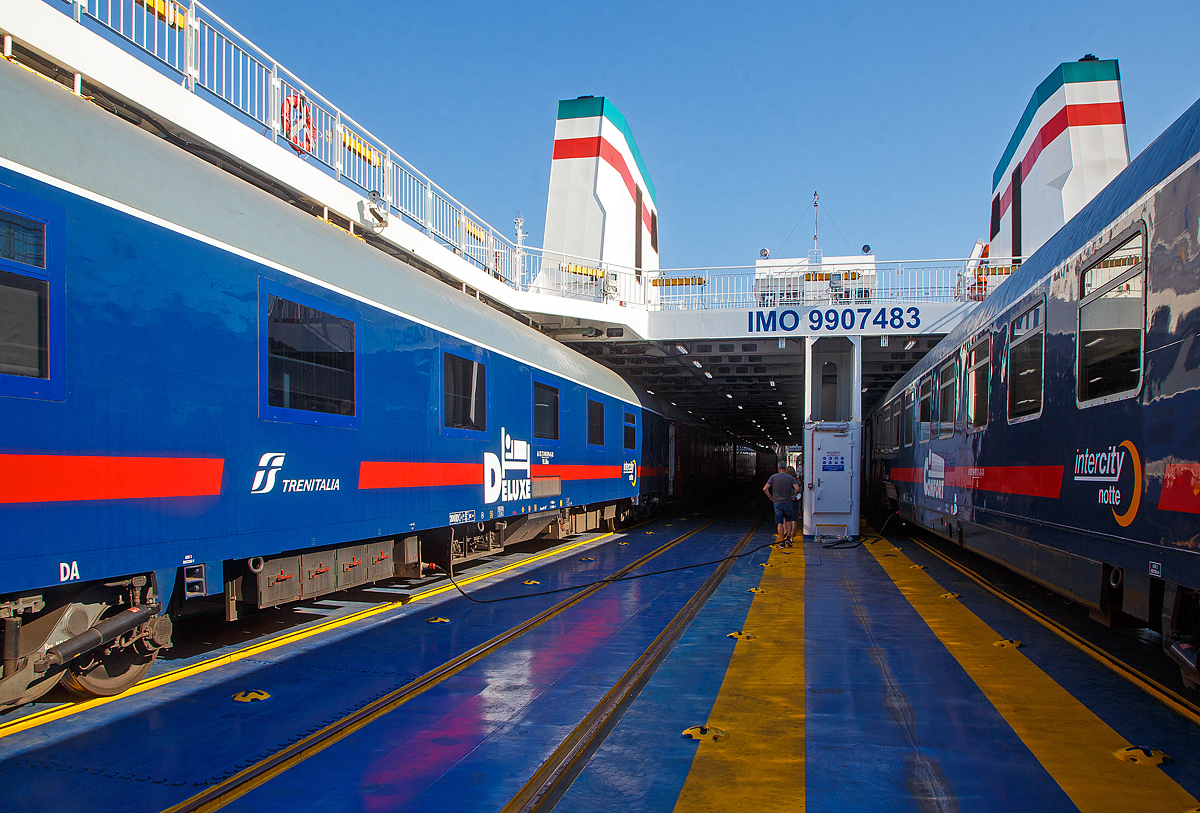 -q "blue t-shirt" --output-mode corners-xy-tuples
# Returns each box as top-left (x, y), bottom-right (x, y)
(766, 472), (798, 504)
